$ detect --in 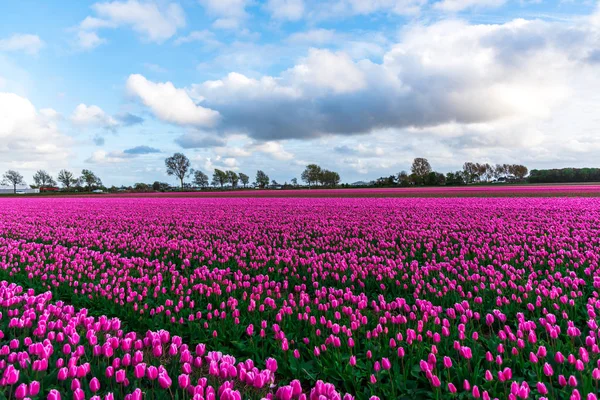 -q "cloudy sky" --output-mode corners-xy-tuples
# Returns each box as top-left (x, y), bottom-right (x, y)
(1, 0), (600, 186)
